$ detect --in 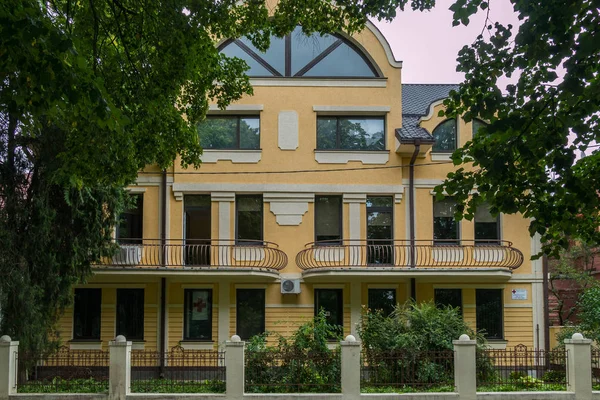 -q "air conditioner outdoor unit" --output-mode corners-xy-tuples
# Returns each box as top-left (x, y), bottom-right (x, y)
(281, 279), (301, 294)
(113, 245), (143, 265)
